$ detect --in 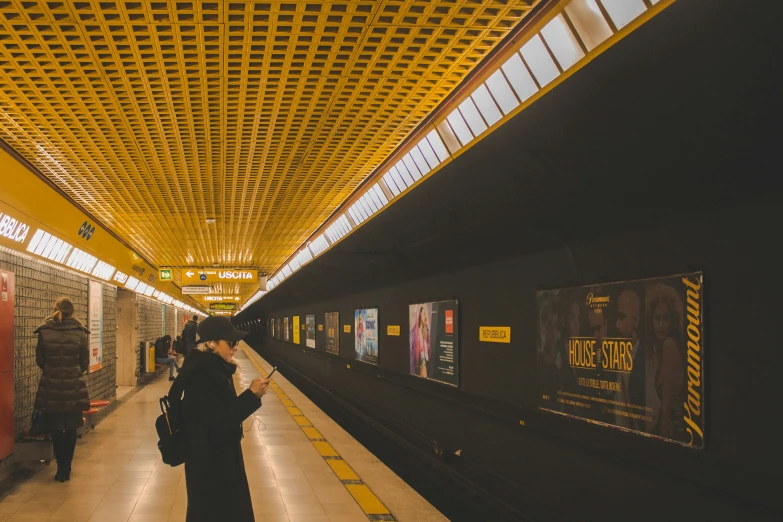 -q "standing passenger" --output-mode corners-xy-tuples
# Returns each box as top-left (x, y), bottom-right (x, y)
(34, 297), (90, 482)
(182, 316), (270, 522)
(182, 314), (198, 357)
